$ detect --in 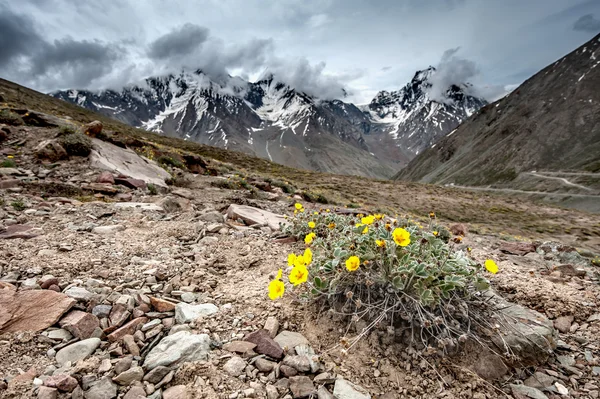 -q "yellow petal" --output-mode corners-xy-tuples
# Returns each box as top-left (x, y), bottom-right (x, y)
(485, 259), (498, 274)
